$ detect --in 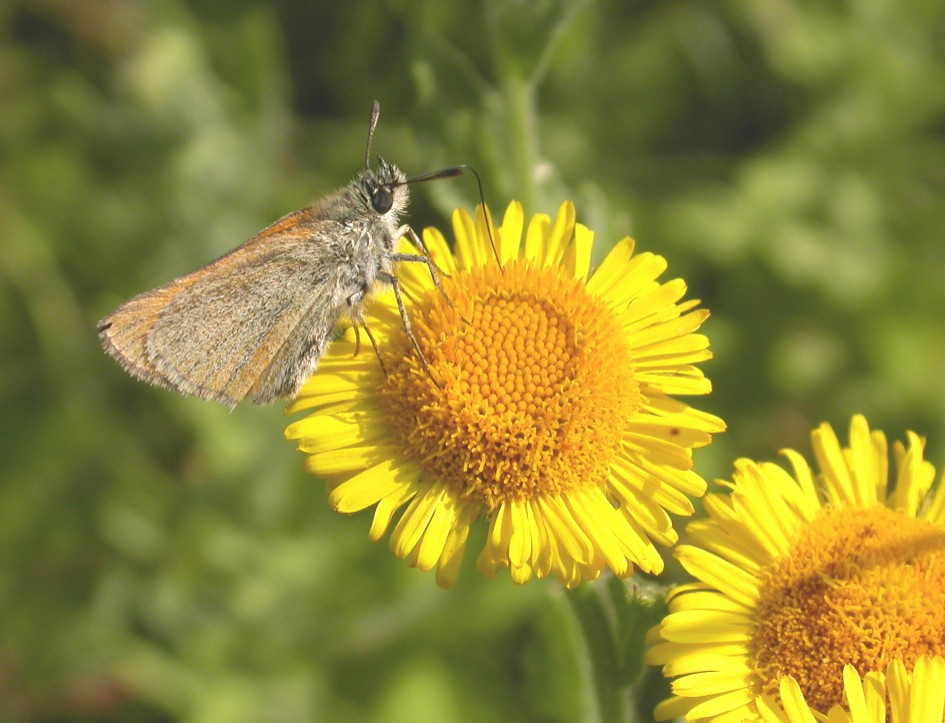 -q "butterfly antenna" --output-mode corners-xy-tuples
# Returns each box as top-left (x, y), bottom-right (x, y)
(365, 100), (381, 171)
(403, 164), (501, 269)
(463, 164), (501, 270)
